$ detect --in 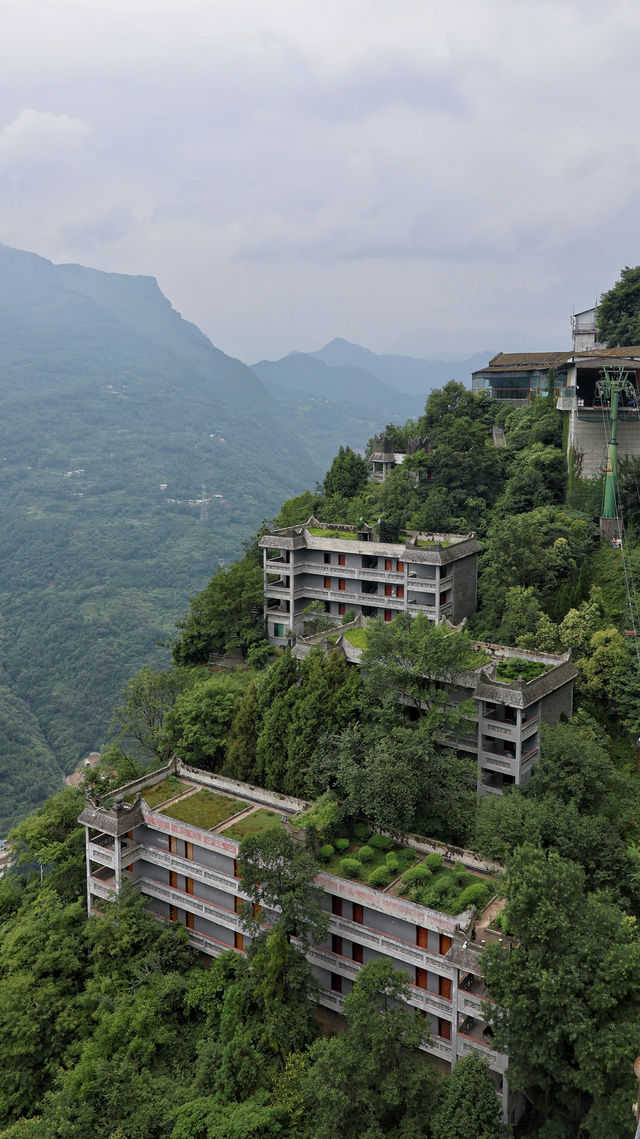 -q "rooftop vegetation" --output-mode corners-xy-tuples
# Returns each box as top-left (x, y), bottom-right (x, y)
(307, 527), (359, 539)
(394, 854), (497, 916)
(222, 807), (283, 840)
(137, 776), (186, 809)
(158, 788), (240, 829)
(318, 830), (418, 889)
(495, 658), (552, 683)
